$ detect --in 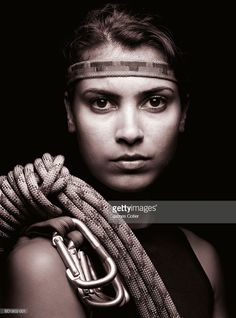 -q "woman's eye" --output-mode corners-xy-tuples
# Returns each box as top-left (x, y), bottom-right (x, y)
(149, 97), (163, 107)
(142, 96), (167, 111)
(90, 97), (116, 112)
(92, 98), (108, 108)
